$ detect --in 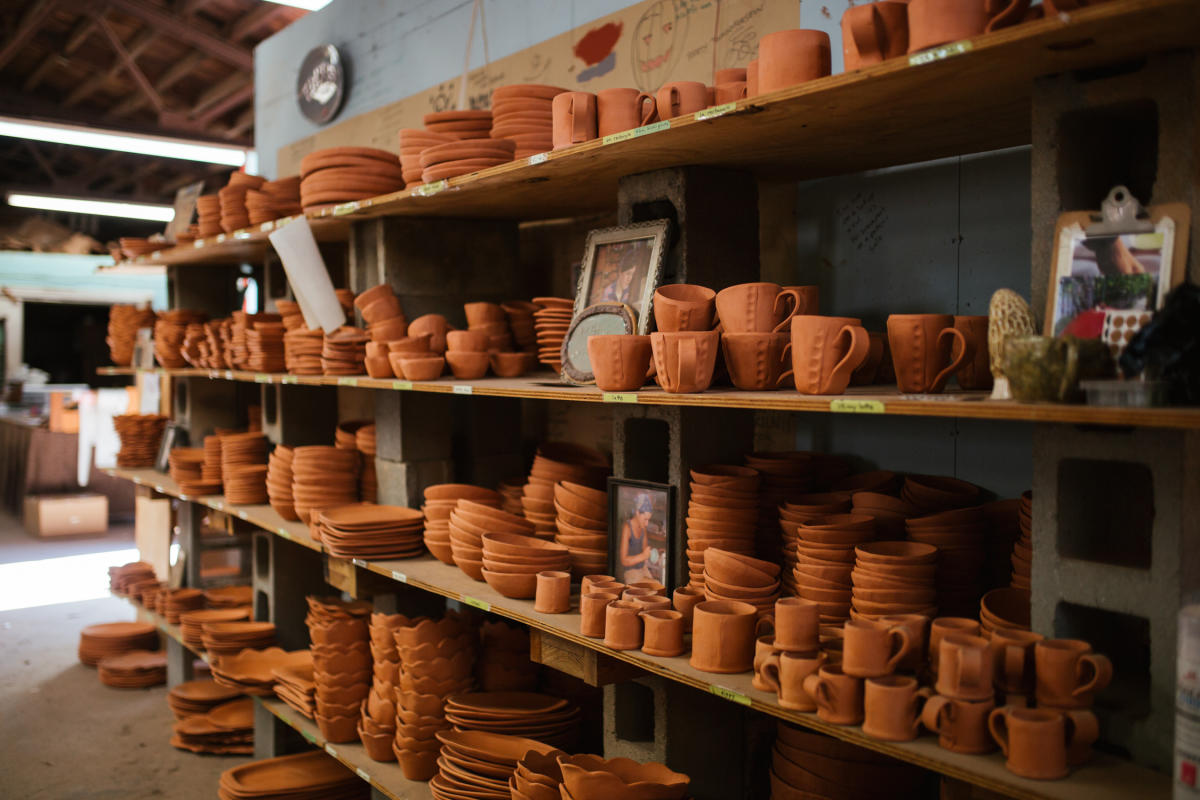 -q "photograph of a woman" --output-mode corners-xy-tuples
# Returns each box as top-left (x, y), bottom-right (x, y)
(609, 480), (673, 587)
